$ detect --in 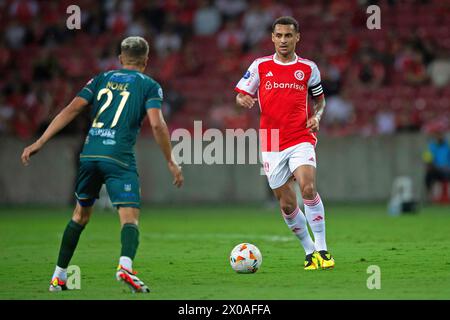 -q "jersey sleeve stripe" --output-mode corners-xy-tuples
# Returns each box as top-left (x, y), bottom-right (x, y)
(234, 87), (255, 97)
